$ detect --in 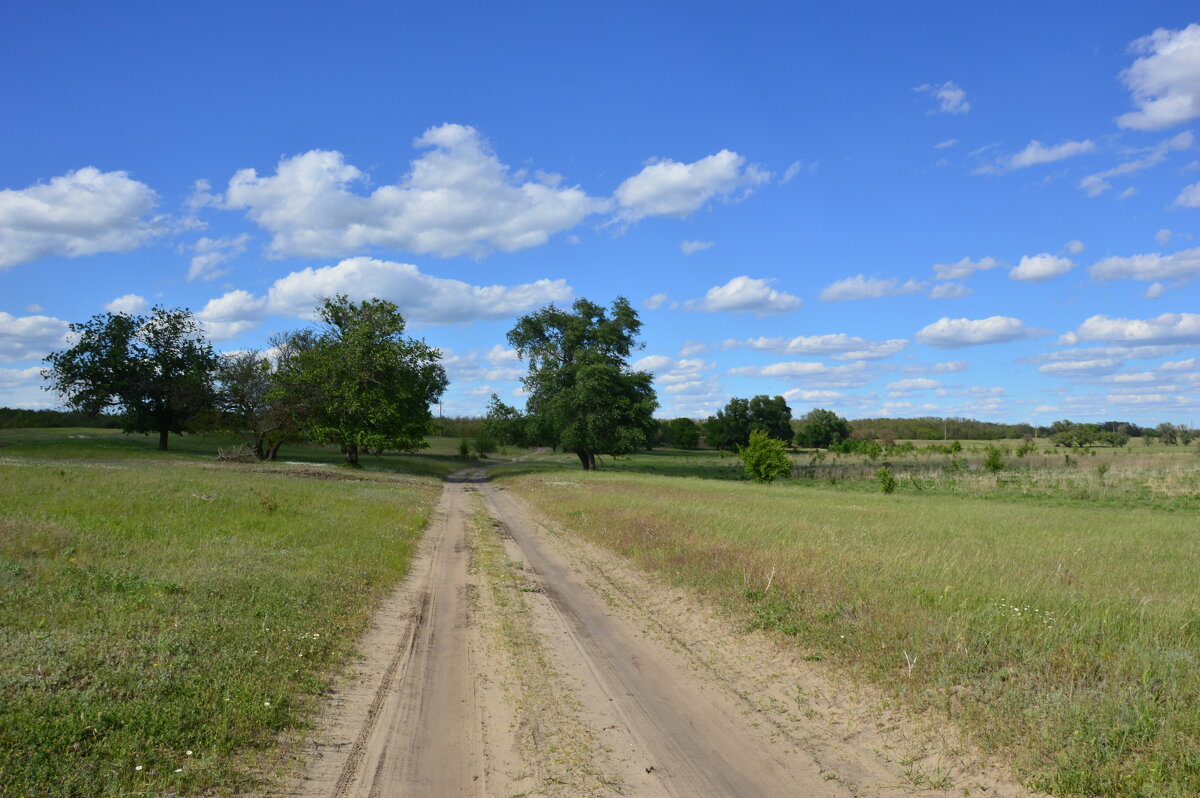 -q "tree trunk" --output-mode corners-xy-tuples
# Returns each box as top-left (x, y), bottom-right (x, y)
(586, 451), (596, 470)
(346, 442), (360, 467)
(576, 451), (592, 471)
(266, 439), (284, 461)
(158, 428), (169, 451)
(253, 432), (266, 460)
